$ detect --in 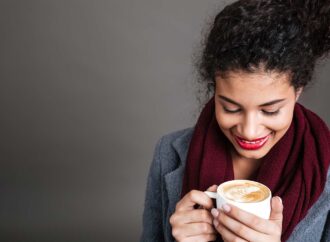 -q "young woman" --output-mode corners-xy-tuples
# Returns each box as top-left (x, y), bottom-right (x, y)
(141, 0), (330, 241)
